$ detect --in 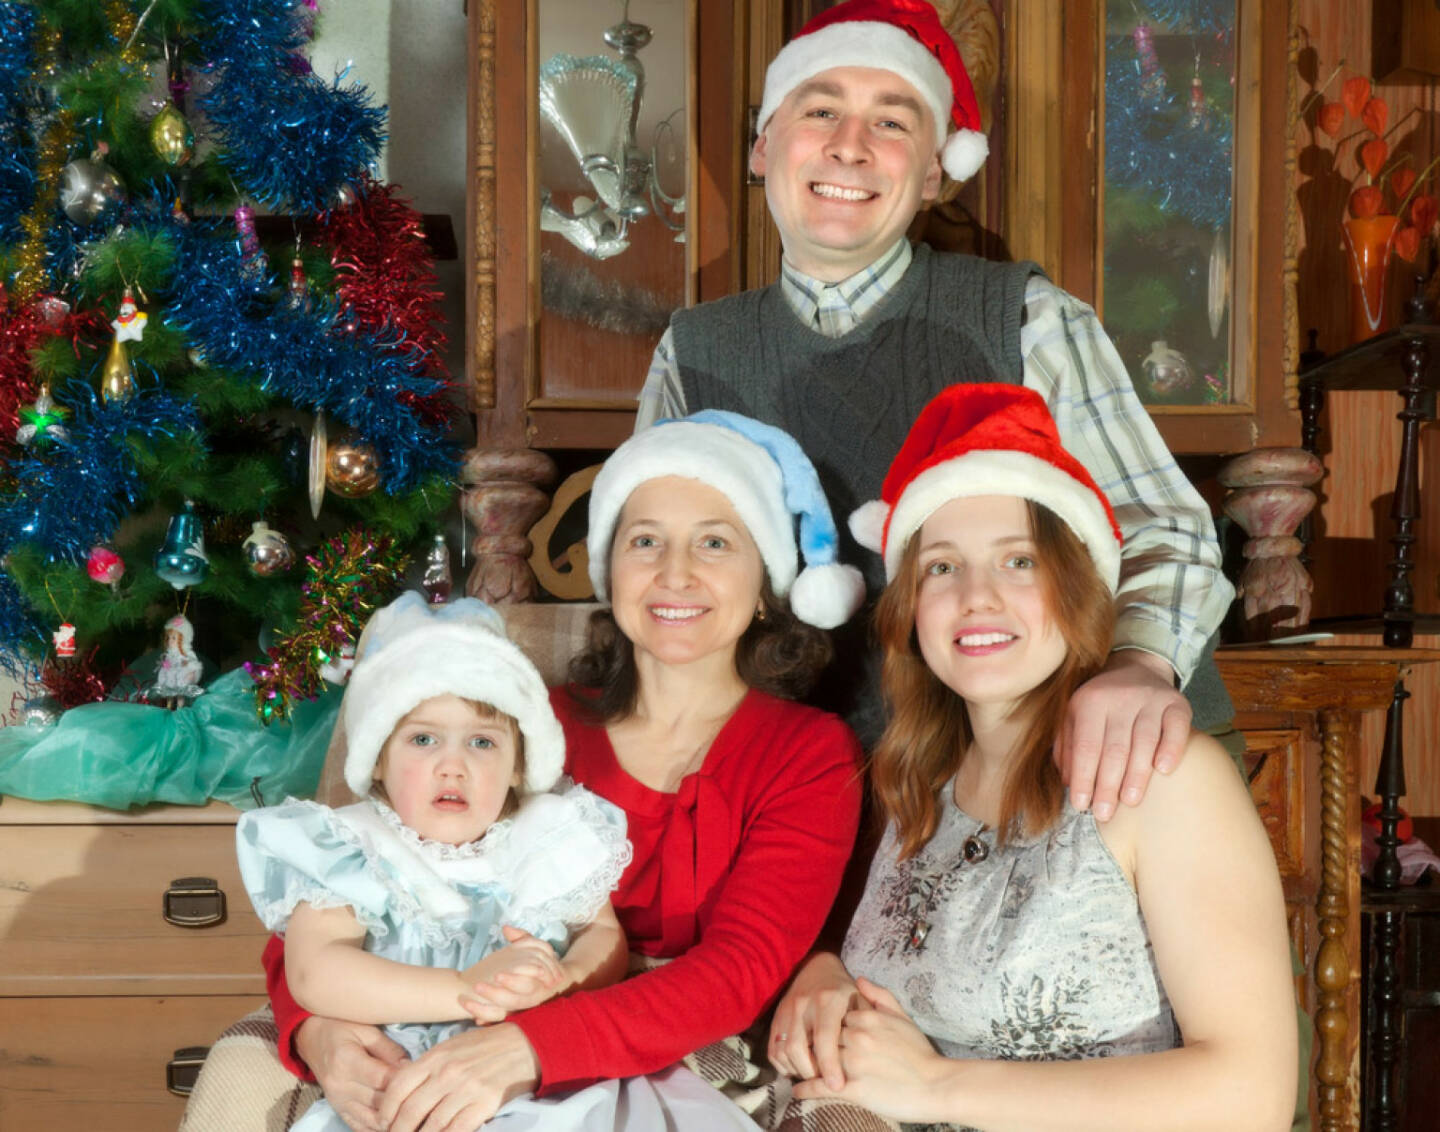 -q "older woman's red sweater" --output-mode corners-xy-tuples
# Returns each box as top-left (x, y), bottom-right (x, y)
(265, 685), (862, 1093)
